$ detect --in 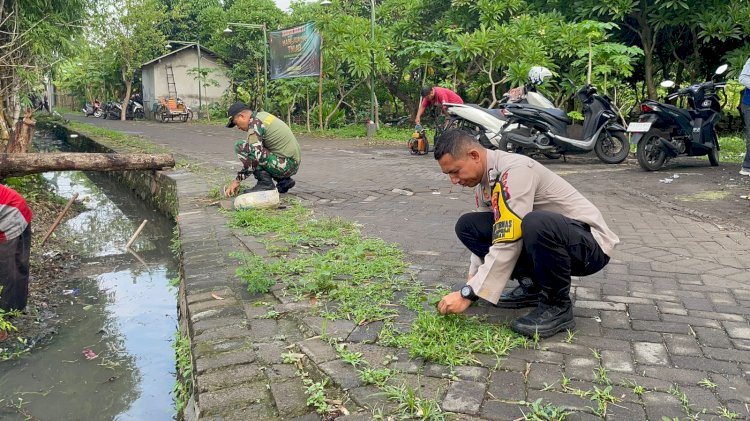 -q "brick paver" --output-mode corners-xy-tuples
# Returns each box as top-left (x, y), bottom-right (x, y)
(64, 115), (750, 420)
